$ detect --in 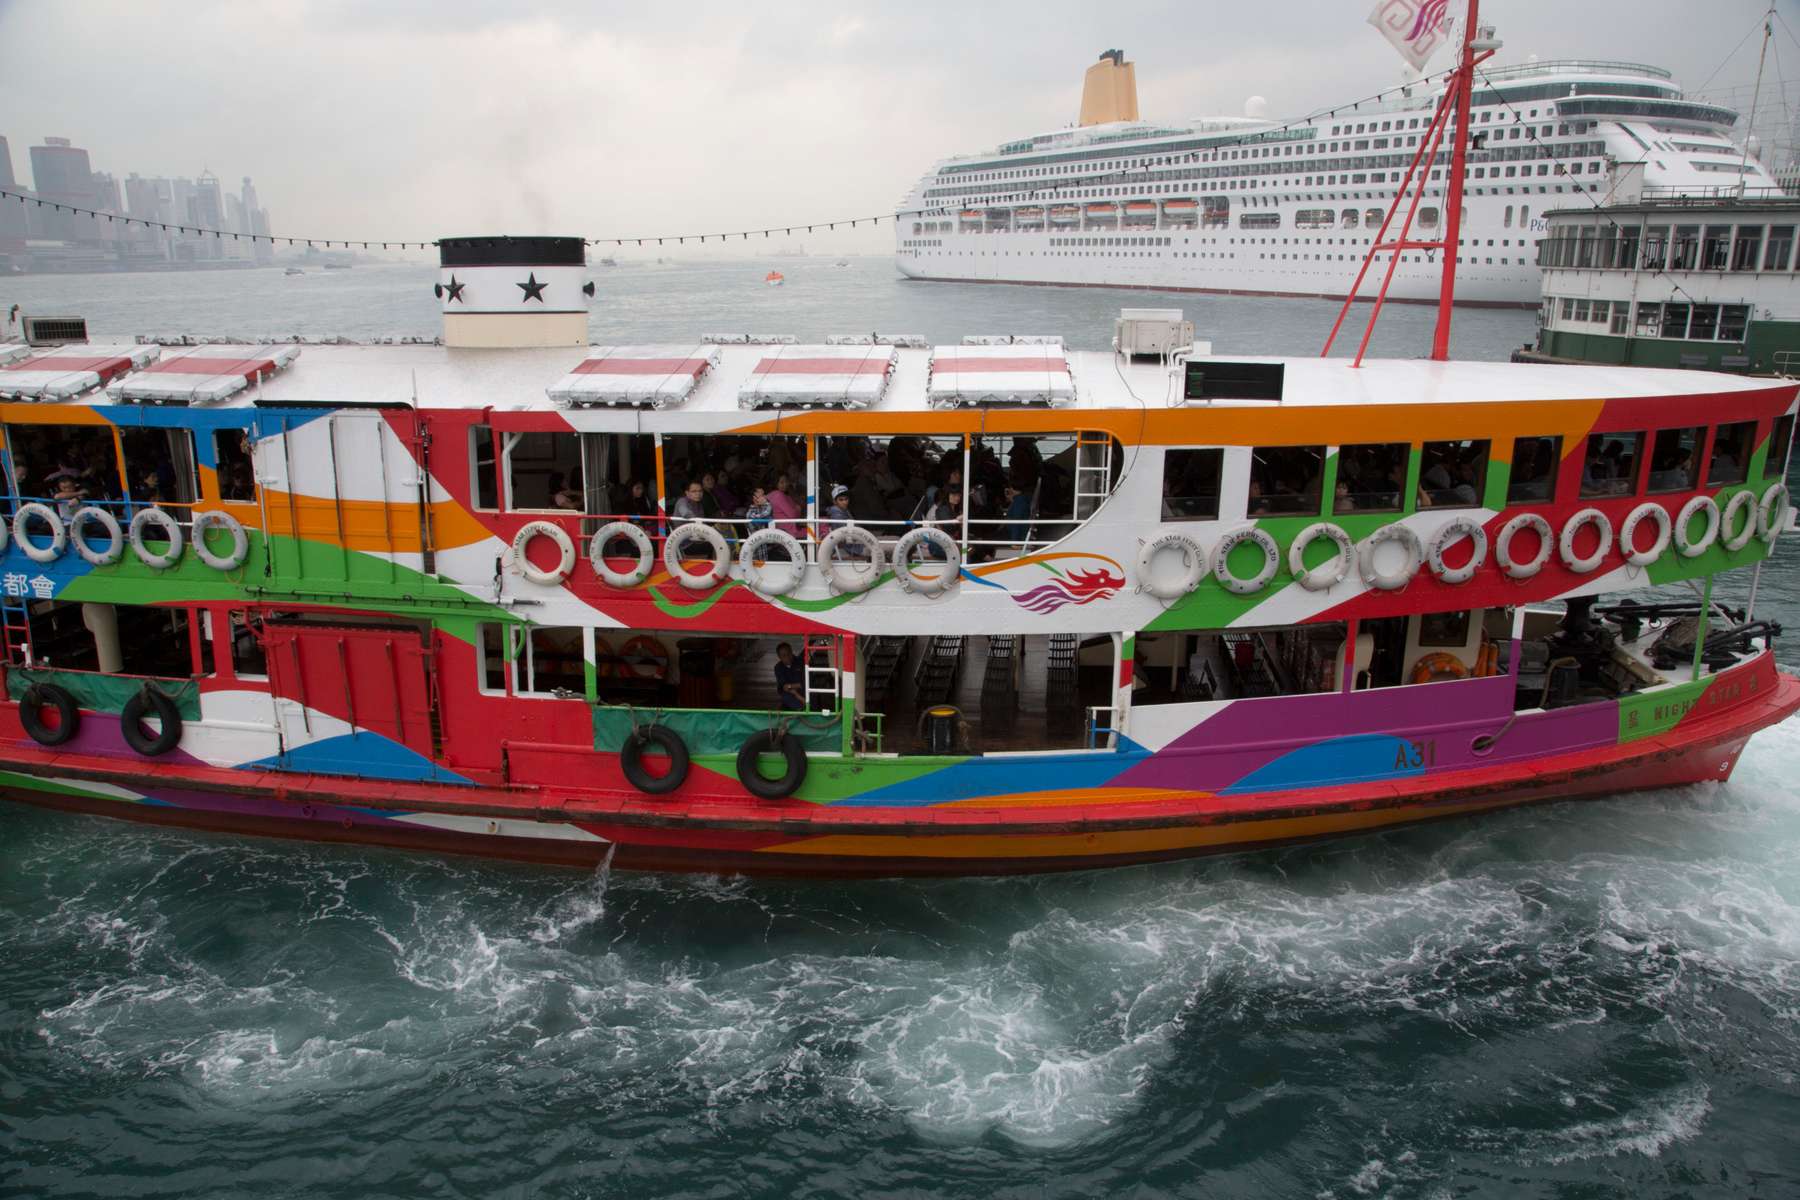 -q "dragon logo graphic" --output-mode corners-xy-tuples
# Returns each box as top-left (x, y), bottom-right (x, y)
(1012, 567), (1125, 614)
